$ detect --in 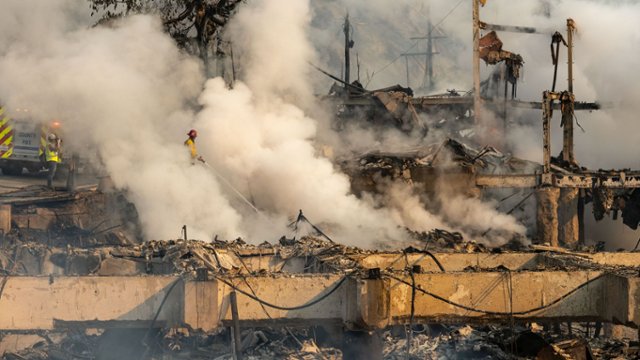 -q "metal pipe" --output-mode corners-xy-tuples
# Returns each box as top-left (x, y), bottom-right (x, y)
(230, 291), (243, 360)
